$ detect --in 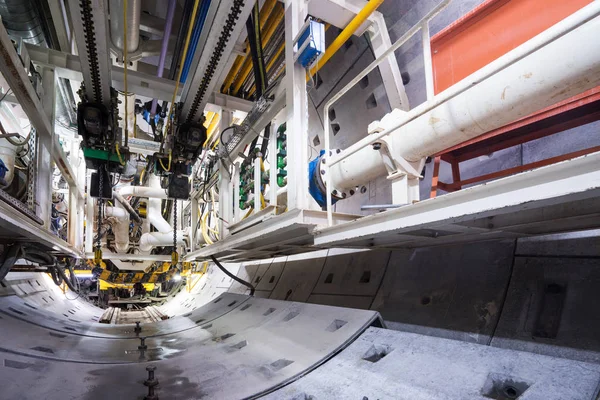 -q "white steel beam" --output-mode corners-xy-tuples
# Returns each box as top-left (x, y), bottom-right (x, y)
(284, 0), (309, 211)
(0, 20), (82, 198)
(0, 200), (82, 257)
(180, 0), (254, 123)
(25, 44), (253, 112)
(66, 0), (112, 106)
